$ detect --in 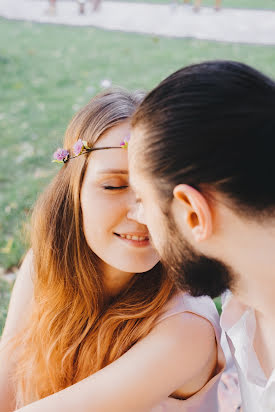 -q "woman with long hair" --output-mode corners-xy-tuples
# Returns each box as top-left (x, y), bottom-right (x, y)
(0, 88), (225, 412)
